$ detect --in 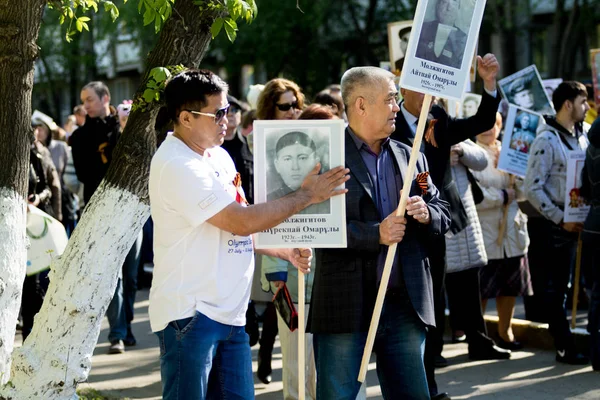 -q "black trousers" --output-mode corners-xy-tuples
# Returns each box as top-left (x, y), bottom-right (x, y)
(21, 269), (50, 340)
(524, 218), (550, 322)
(424, 236), (447, 396)
(445, 267), (488, 341)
